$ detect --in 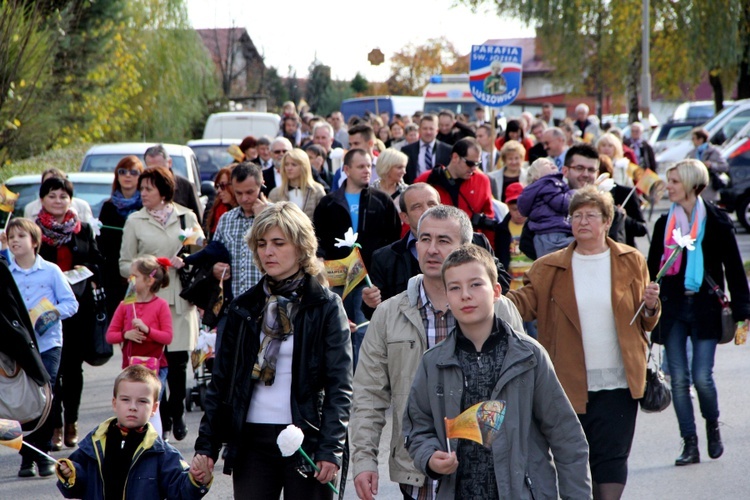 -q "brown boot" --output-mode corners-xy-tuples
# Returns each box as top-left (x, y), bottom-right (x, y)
(51, 428), (63, 452)
(64, 423), (78, 448)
